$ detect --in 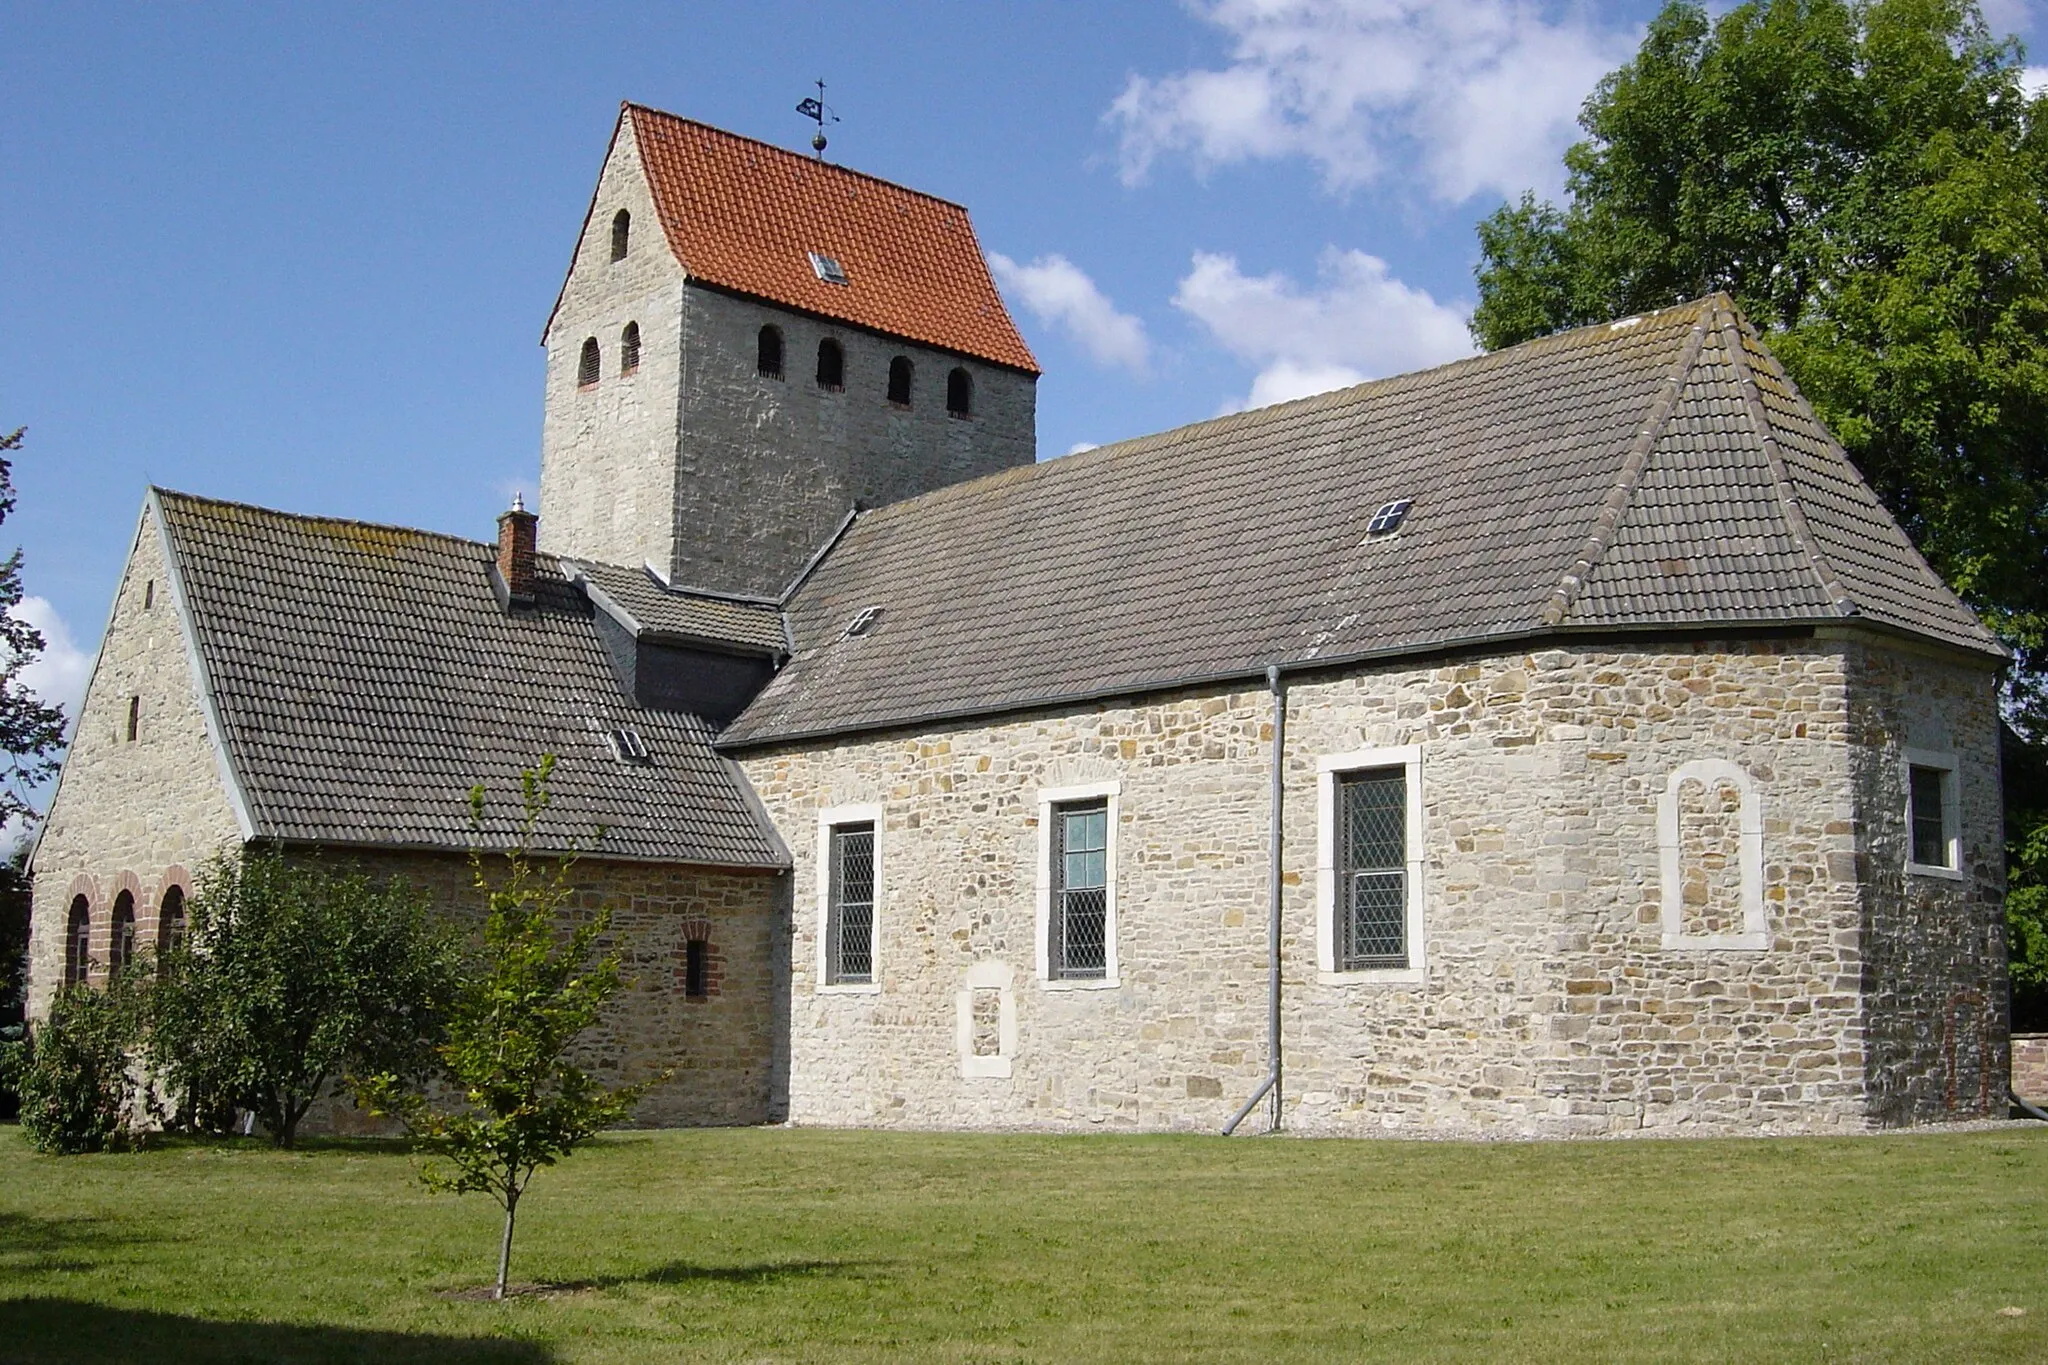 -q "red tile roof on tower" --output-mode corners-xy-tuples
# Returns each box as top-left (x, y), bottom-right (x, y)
(623, 103), (1039, 375)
